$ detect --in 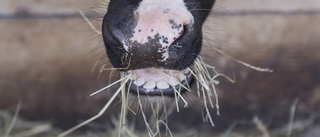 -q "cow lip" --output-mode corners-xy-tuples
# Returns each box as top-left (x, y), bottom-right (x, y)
(125, 68), (193, 96)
